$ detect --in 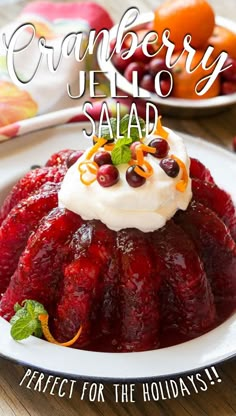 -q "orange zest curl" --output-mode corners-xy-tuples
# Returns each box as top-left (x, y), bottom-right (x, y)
(136, 145), (144, 165)
(78, 137), (107, 186)
(78, 161), (98, 185)
(129, 144), (156, 178)
(171, 154), (189, 192)
(79, 160), (98, 175)
(153, 116), (169, 140)
(92, 135), (99, 143)
(139, 144), (156, 154)
(134, 160), (154, 178)
(38, 314), (82, 347)
(134, 143), (155, 164)
(86, 137), (107, 160)
(104, 143), (115, 151)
